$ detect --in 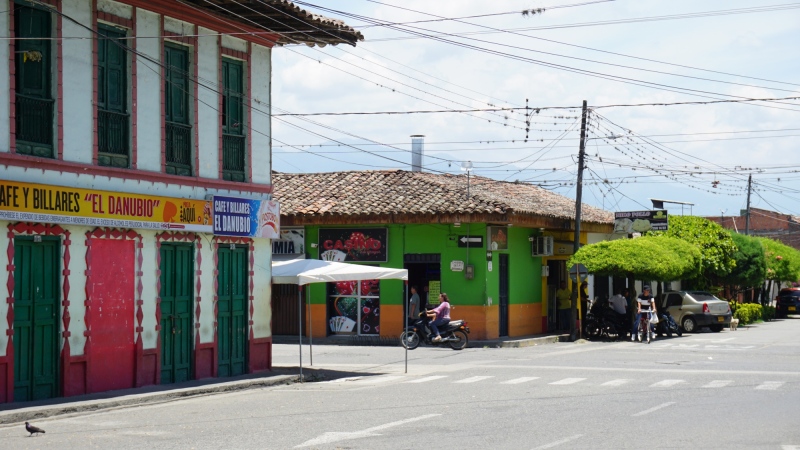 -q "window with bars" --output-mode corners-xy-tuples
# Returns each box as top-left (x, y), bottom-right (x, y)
(15, 6), (54, 158)
(164, 43), (192, 176)
(222, 58), (245, 182)
(97, 24), (129, 168)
